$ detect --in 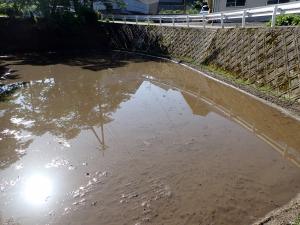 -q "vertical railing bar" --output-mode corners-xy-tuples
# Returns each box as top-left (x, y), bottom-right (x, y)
(202, 14), (206, 28)
(172, 16), (175, 27)
(271, 5), (278, 27)
(221, 13), (224, 28)
(147, 16), (150, 25)
(242, 10), (246, 28)
(187, 15), (189, 27)
(136, 15), (138, 25)
(160, 16), (162, 26)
